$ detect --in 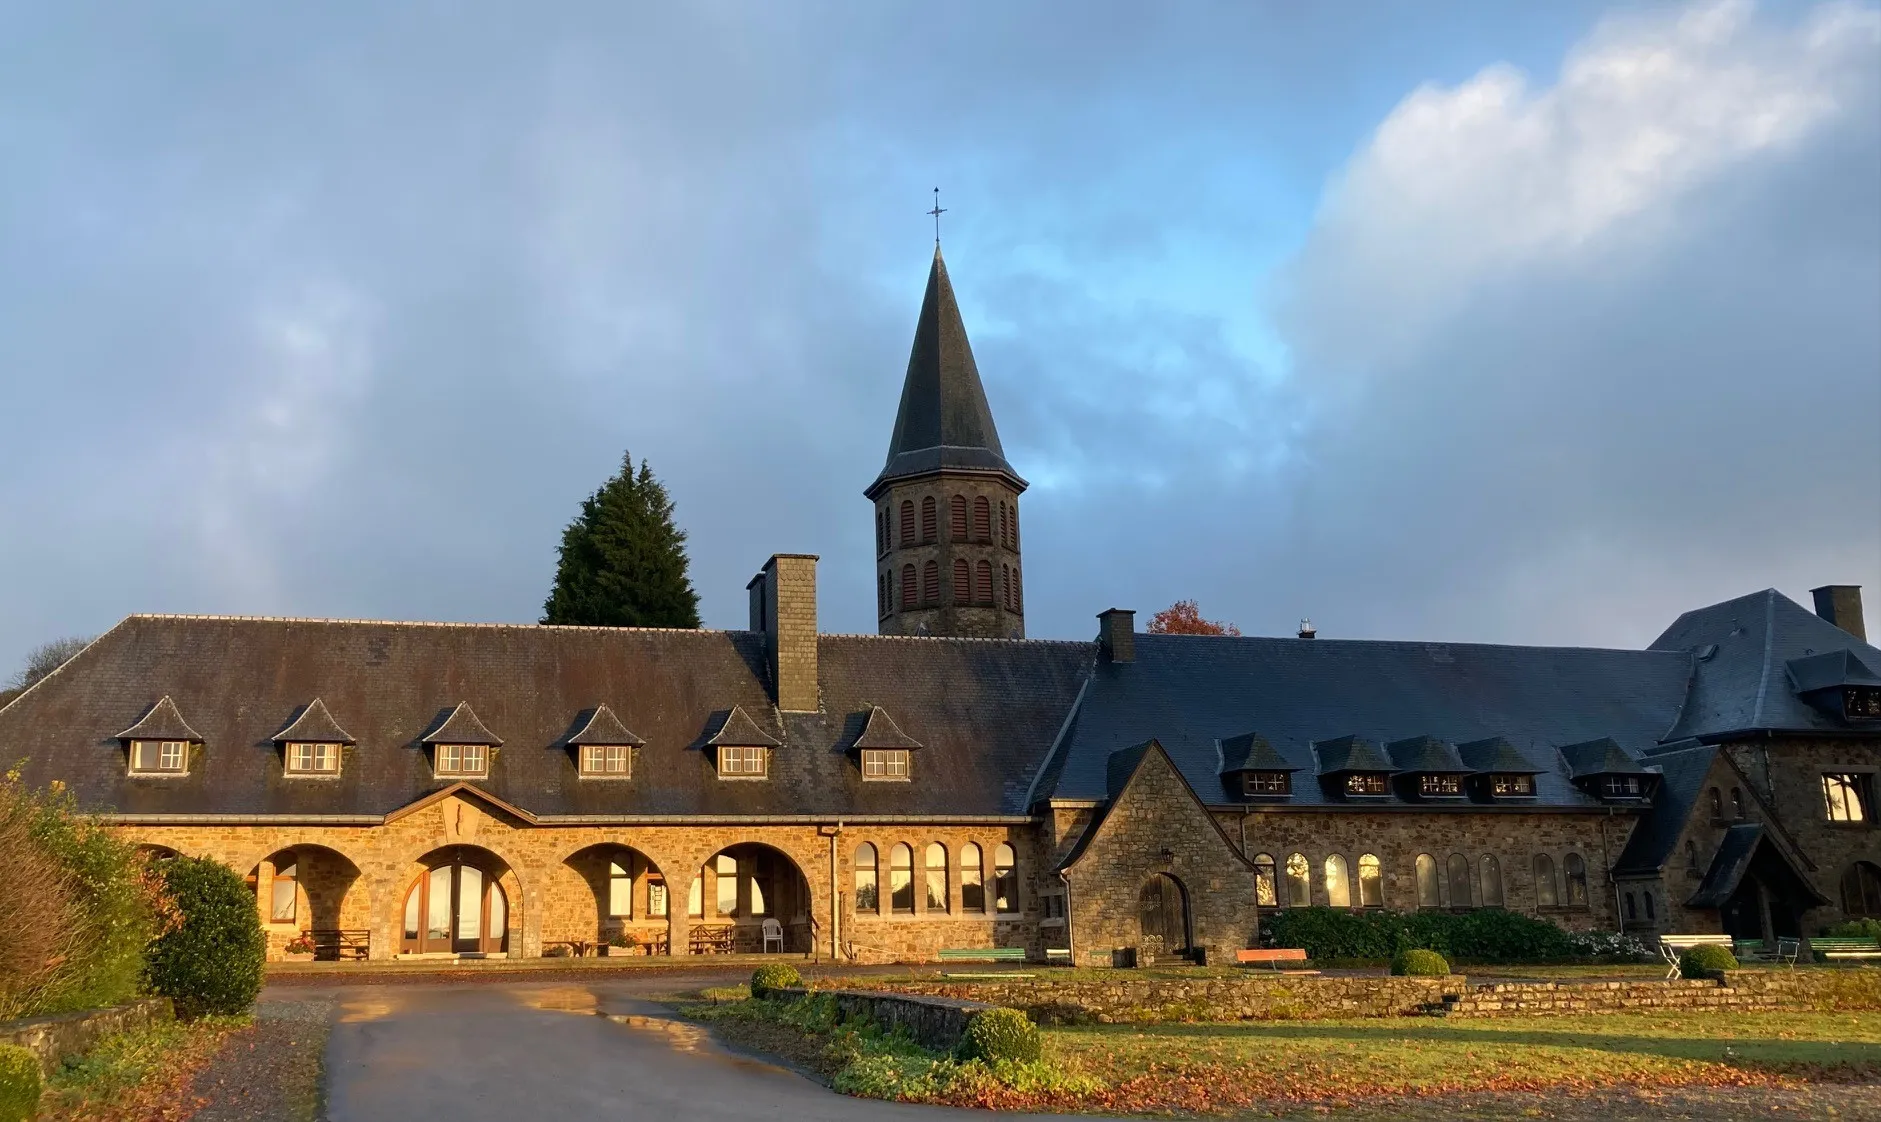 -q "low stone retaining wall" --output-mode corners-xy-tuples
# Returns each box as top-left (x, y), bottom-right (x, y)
(1442, 969), (1881, 1017)
(851, 975), (1460, 1023)
(771, 988), (996, 1051)
(0, 998), (173, 1077)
